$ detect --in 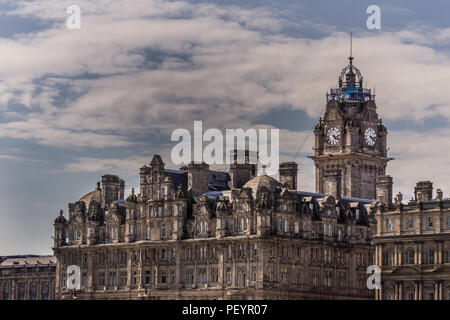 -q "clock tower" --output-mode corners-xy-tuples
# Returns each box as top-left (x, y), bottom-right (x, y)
(309, 54), (392, 200)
